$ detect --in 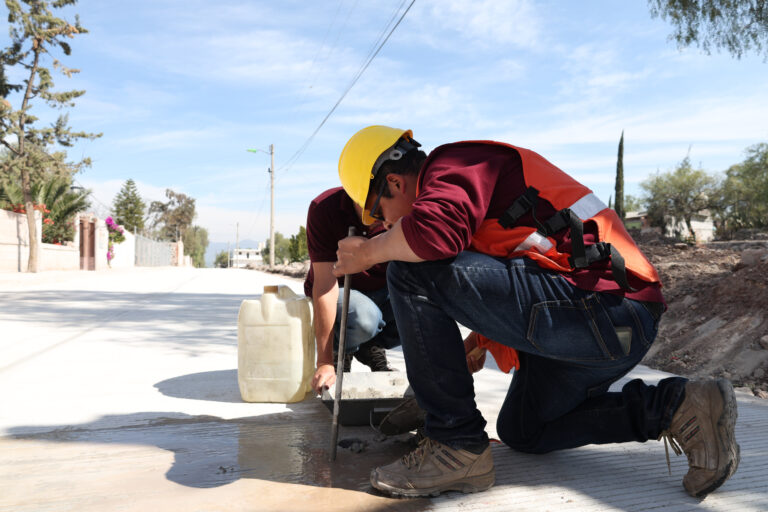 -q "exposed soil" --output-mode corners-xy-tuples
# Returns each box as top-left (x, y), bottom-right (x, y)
(639, 233), (768, 399)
